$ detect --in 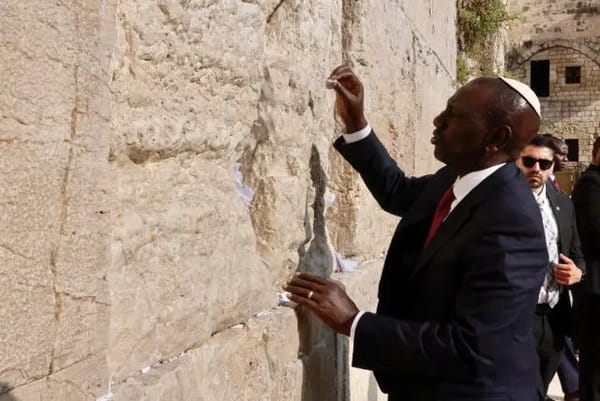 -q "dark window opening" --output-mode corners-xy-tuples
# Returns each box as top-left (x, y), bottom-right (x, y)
(565, 139), (579, 162)
(565, 66), (581, 84)
(530, 60), (550, 97)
